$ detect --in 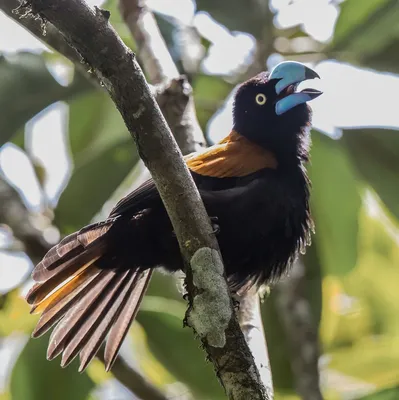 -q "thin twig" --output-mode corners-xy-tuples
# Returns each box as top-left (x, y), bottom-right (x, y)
(238, 290), (274, 399)
(18, 0), (268, 398)
(118, 0), (178, 84)
(0, 176), (52, 265)
(97, 346), (168, 400)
